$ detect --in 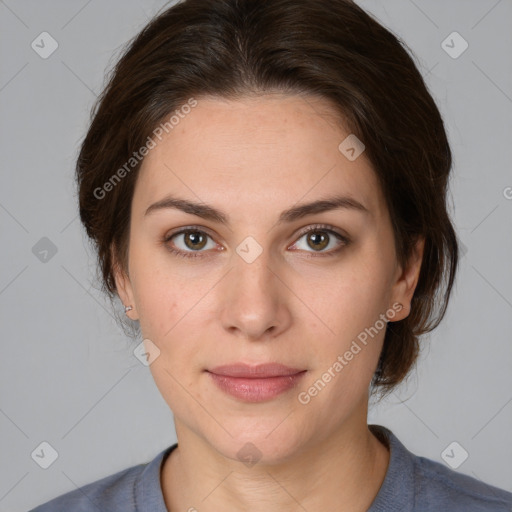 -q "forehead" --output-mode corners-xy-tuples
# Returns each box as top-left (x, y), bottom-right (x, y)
(133, 94), (386, 222)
